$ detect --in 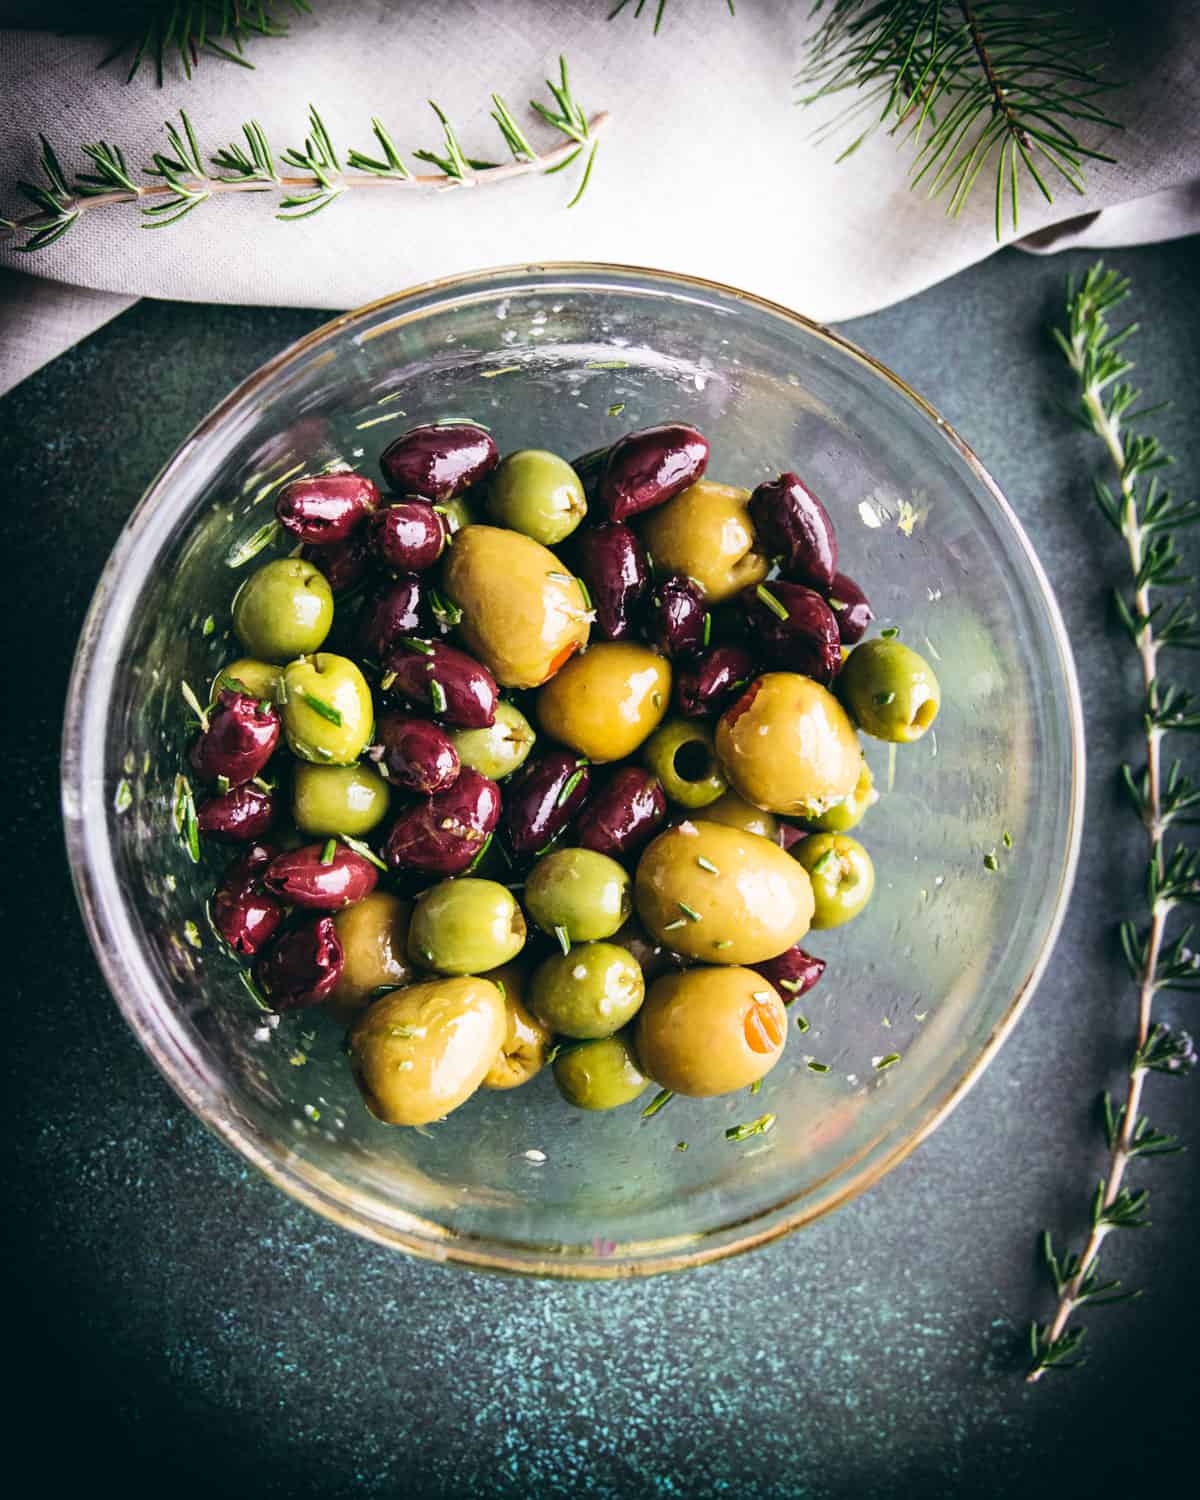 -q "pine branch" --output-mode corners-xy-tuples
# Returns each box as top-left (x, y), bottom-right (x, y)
(797, 1), (1121, 238)
(98, 1), (315, 85)
(0, 60), (607, 251)
(1026, 263), (1200, 1384)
